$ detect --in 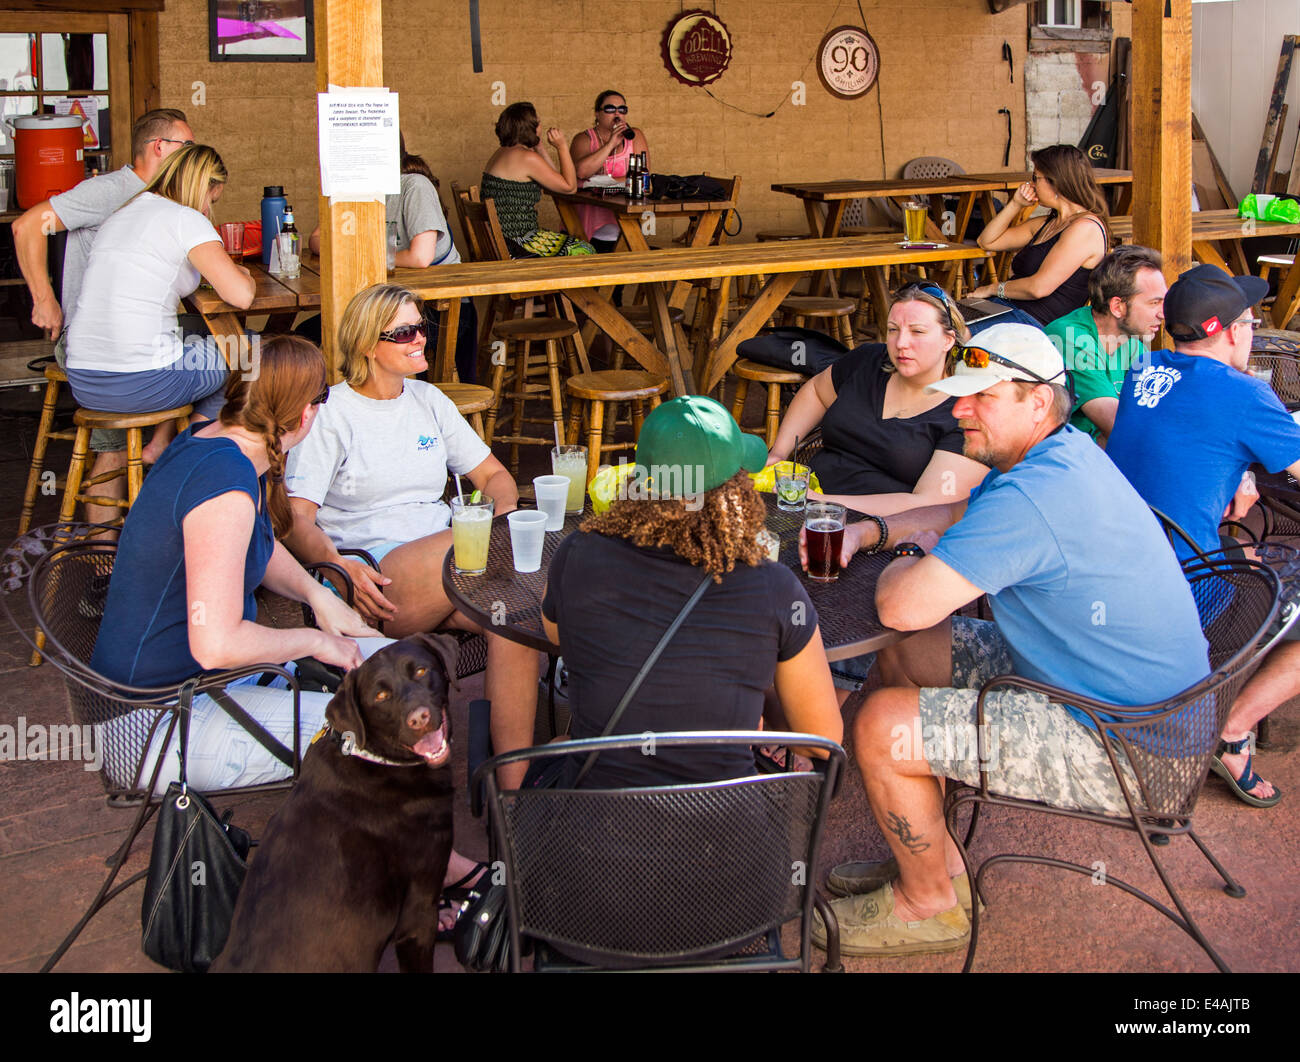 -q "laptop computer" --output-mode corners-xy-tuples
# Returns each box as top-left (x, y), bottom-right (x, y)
(955, 297), (1014, 325)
